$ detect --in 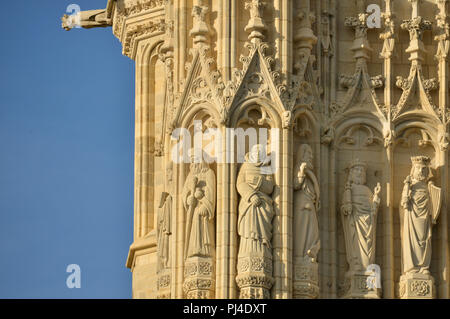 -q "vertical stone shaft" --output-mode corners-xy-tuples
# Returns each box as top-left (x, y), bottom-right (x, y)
(329, 146), (337, 298)
(380, 0), (396, 299)
(436, 0), (450, 298)
(384, 143), (395, 298)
